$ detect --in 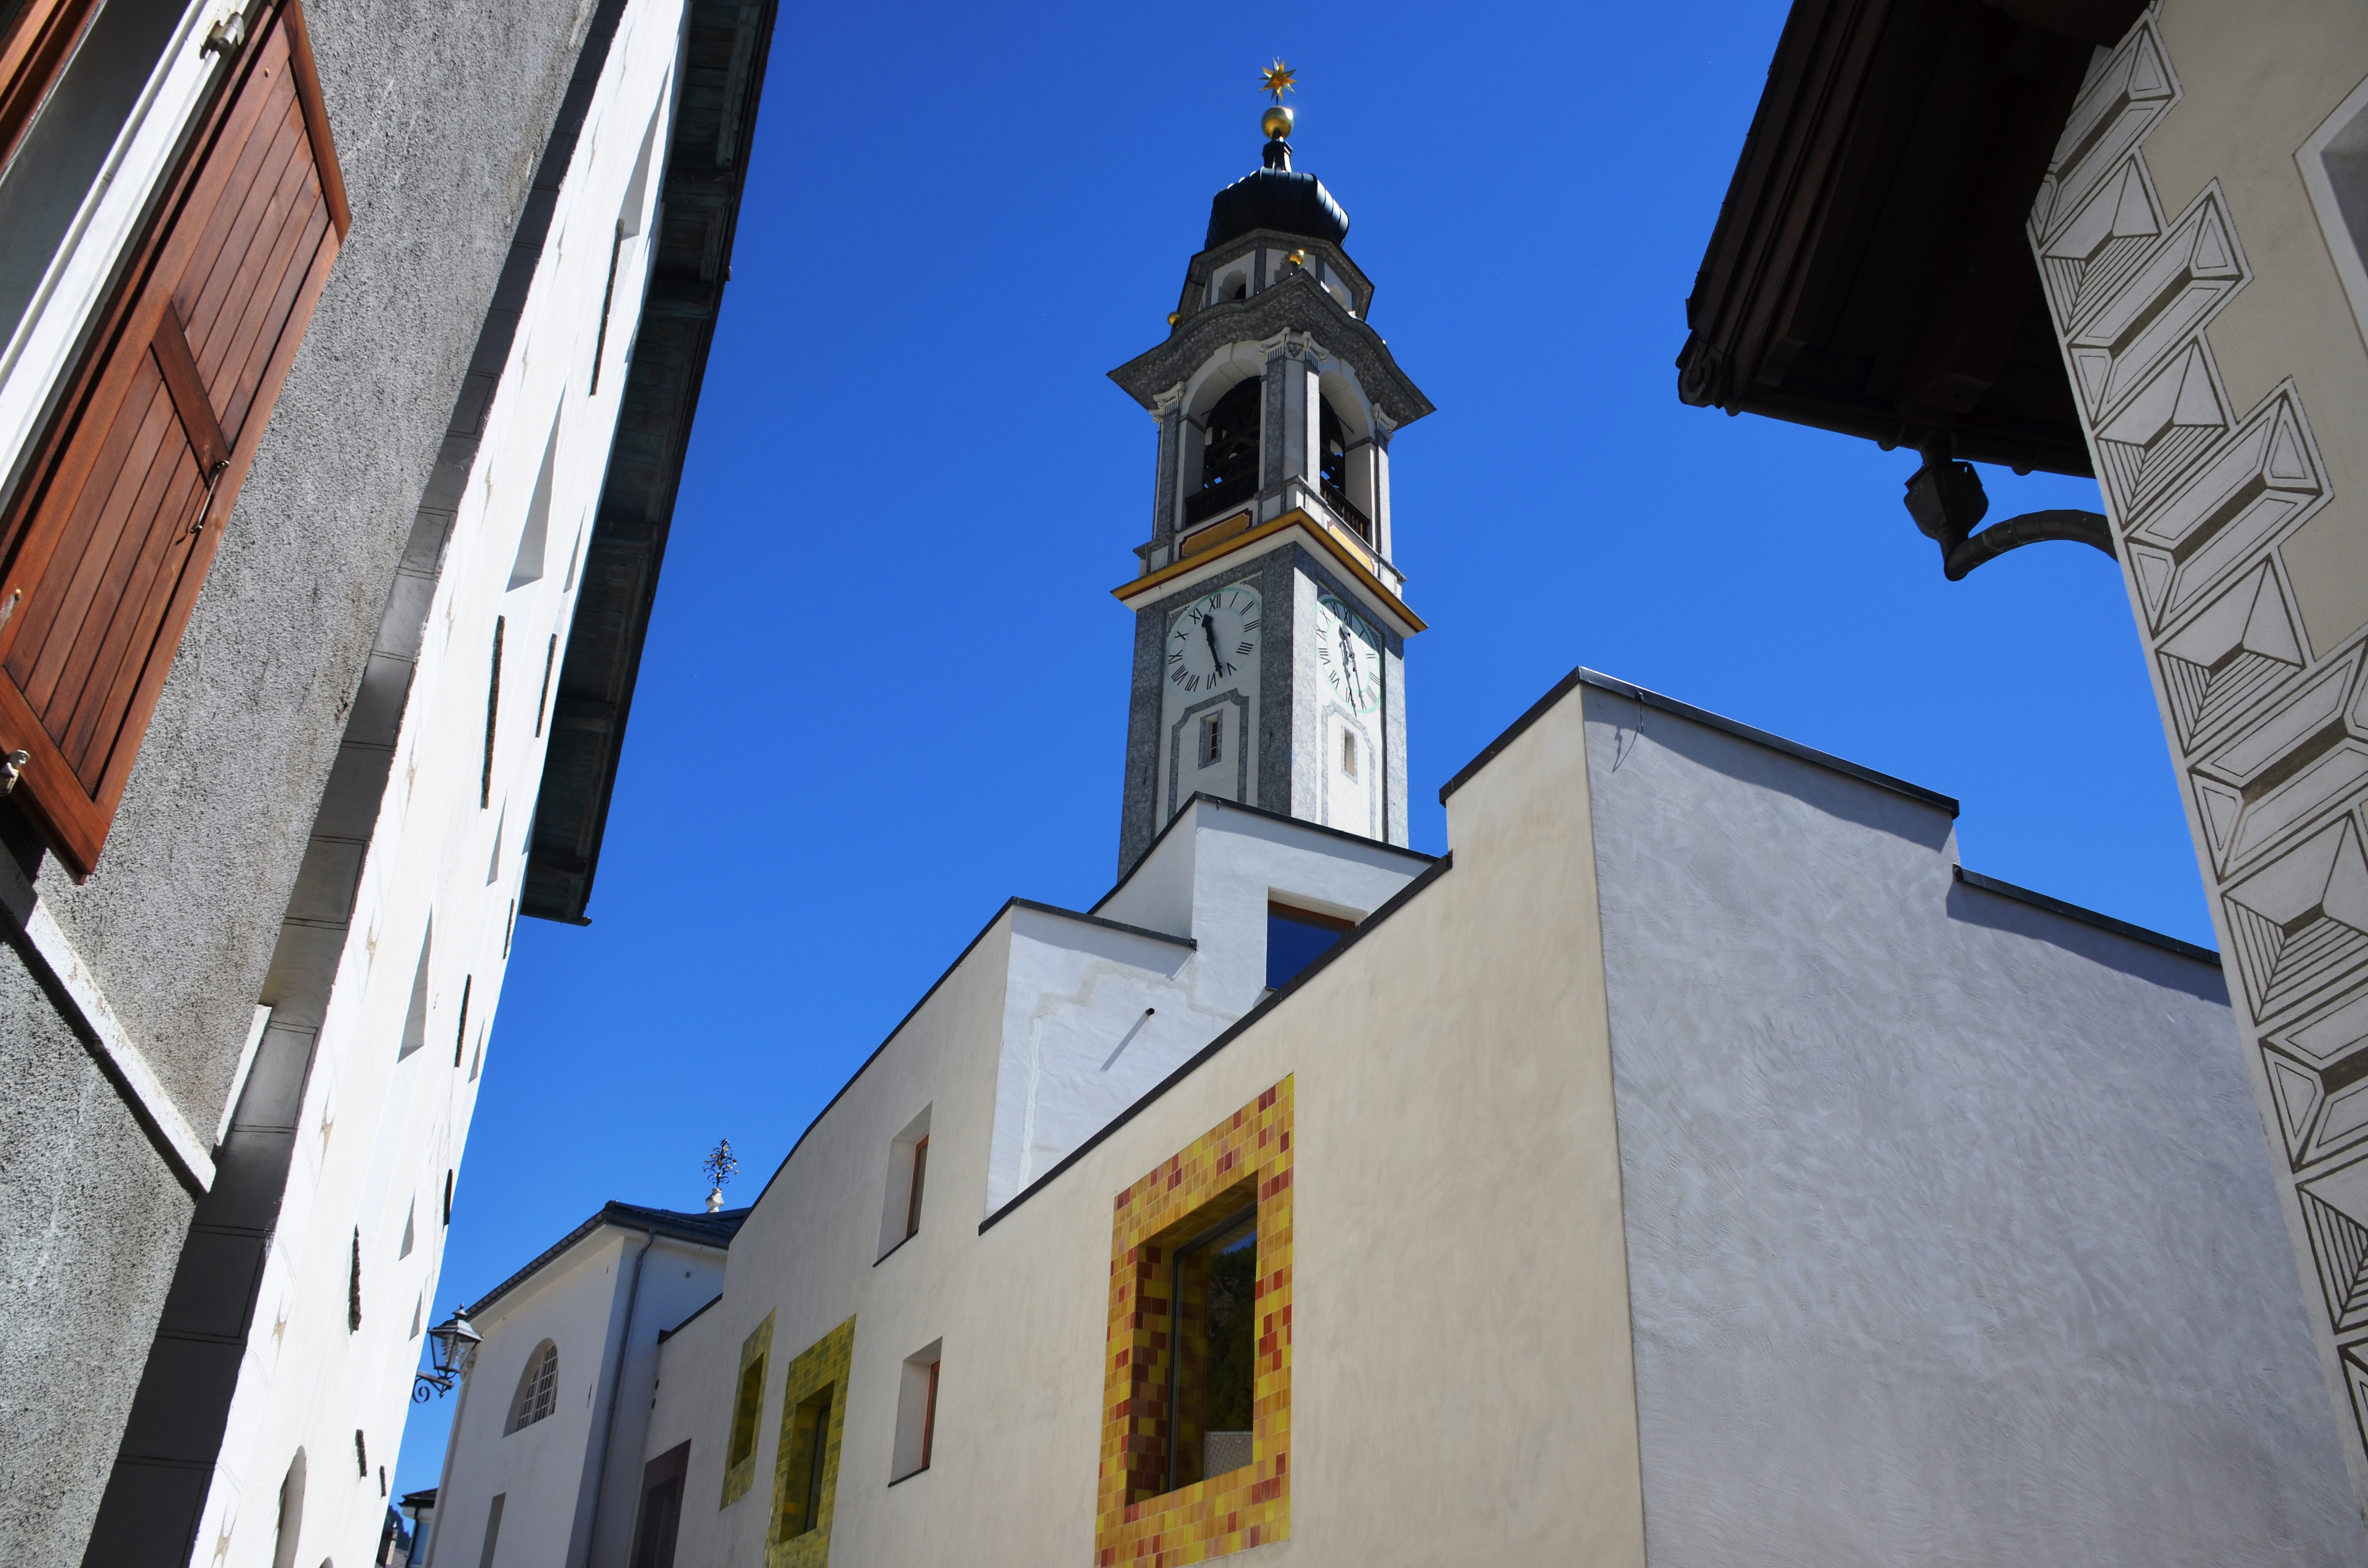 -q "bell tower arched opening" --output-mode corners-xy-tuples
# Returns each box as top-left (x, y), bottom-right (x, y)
(1187, 376), (1261, 527)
